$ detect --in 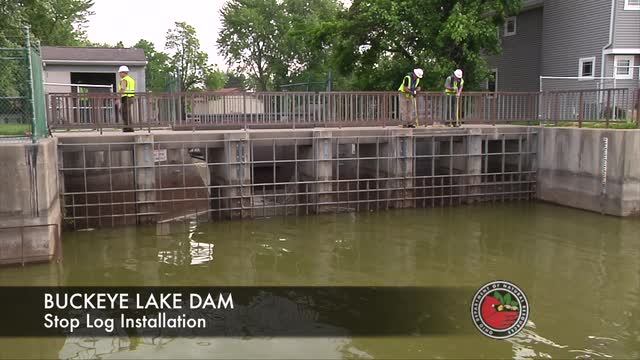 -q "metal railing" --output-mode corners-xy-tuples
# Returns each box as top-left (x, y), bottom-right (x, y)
(47, 89), (640, 131)
(0, 223), (60, 265)
(539, 88), (639, 127)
